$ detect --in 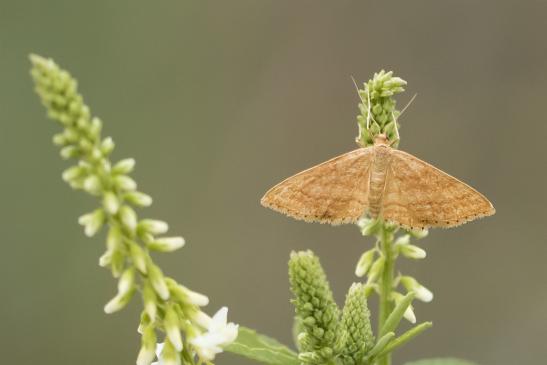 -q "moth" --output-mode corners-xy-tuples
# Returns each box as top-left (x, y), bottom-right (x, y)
(261, 134), (495, 229)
